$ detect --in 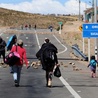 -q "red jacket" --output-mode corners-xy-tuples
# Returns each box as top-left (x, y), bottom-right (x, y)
(11, 45), (28, 66)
